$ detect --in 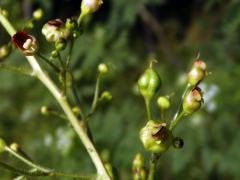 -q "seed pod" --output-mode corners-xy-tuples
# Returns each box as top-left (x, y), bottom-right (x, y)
(138, 67), (161, 101)
(100, 91), (112, 102)
(172, 137), (184, 149)
(183, 87), (203, 115)
(12, 31), (38, 56)
(98, 63), (108, 74)
(139, 120), (173, 154)
(42, 19), (70, 42)
(188, 59), (207, 86)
